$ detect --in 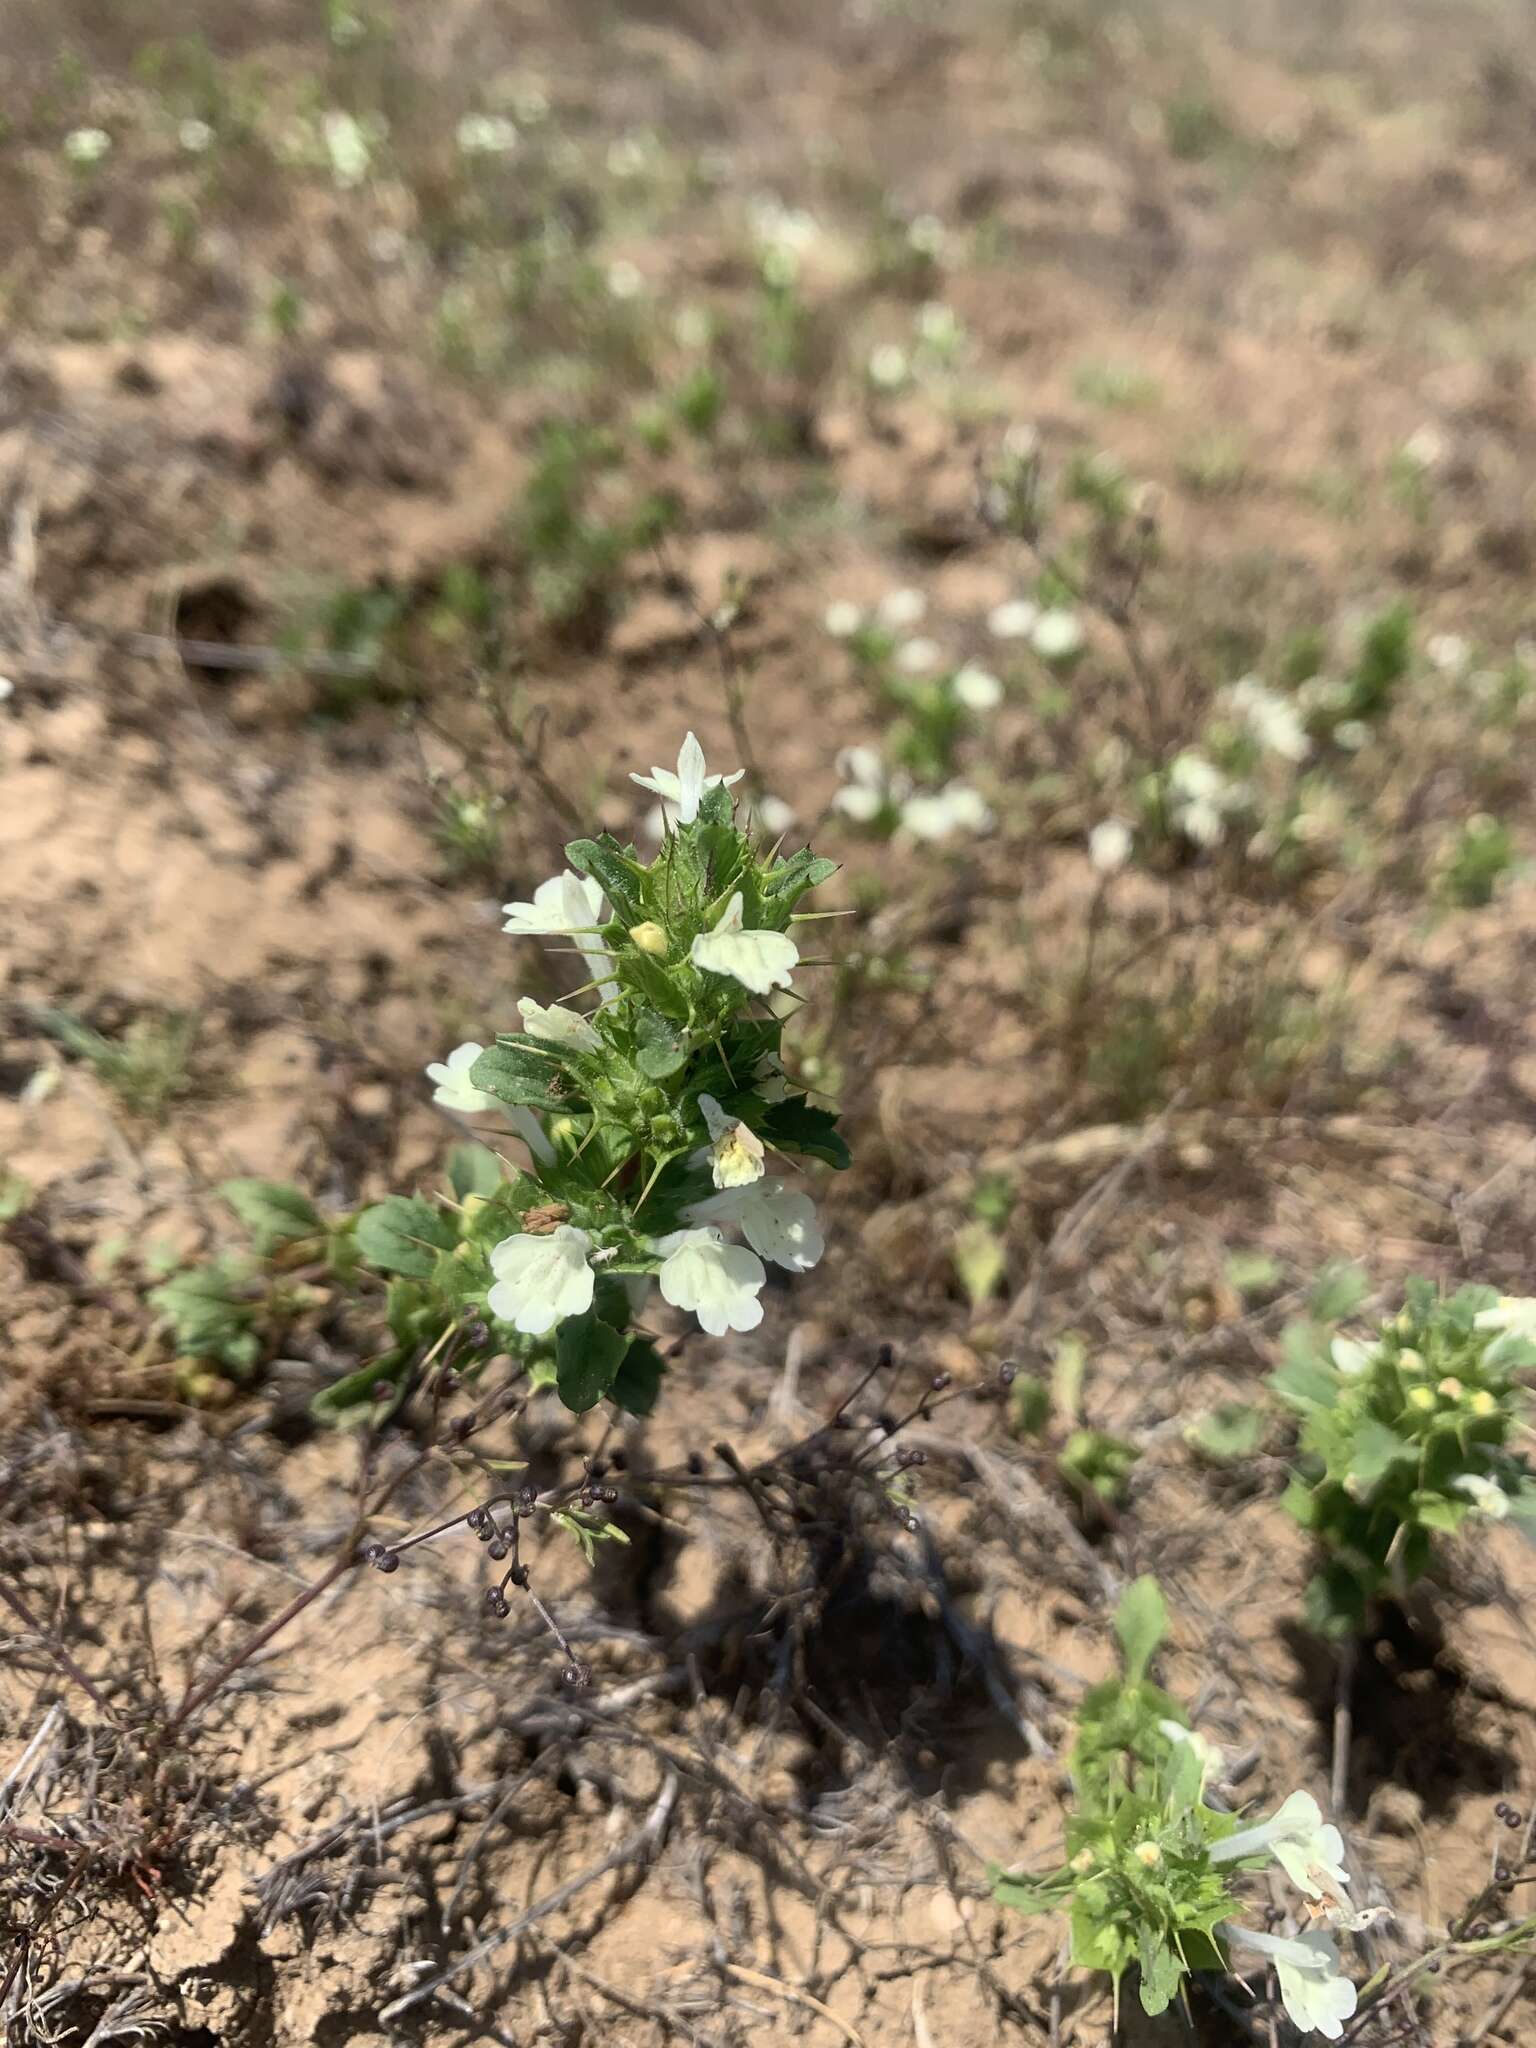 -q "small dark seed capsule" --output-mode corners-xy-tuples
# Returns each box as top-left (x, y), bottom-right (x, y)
(687, 1451), (705, 1475)
(375, 1550), (399, 1574)
(876, 1411), (895, 1435)
(487, 1539), (509, 1561)
(518, 1484), (538, 1511)
(1469, 1923), (1489, 1939)
(1426, 1960), (1442, 1975)
(450, 1416), (475, 1442)
(833, 1413), (853, 1430)
(875, 1343), (894, 1370)
(903, 1513), (921, 1534)
(599, 1486), (619, 1505)
(466, 1508), (486, 1533)
(562, 1661), (592, 1689)
(609, 1449), (628, 1472)
(906, 1449), (928, 1468)
(998, 1362), (1018, 1385)
(931, 1372), (951, 1392)
(589, 1458), (608, 1479)
(1507, 1809), (1526, 1828)
(509, 1563), (530, 1588)
(463, 1318), (490, 1349)
(477, 1522), (494, 1544)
